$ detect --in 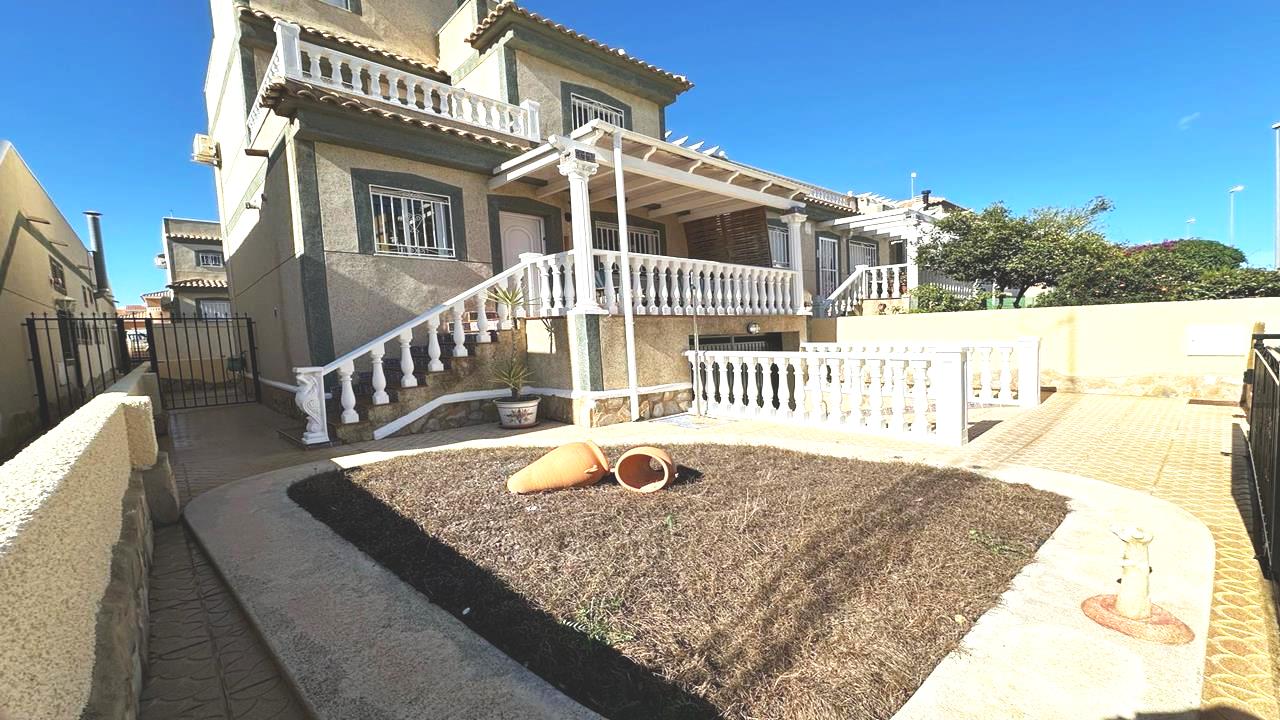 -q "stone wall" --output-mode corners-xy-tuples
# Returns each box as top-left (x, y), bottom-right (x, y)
(590, 388), (693, 427)
(0, 364), (177, 720)
(397, 398), (499, 435)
